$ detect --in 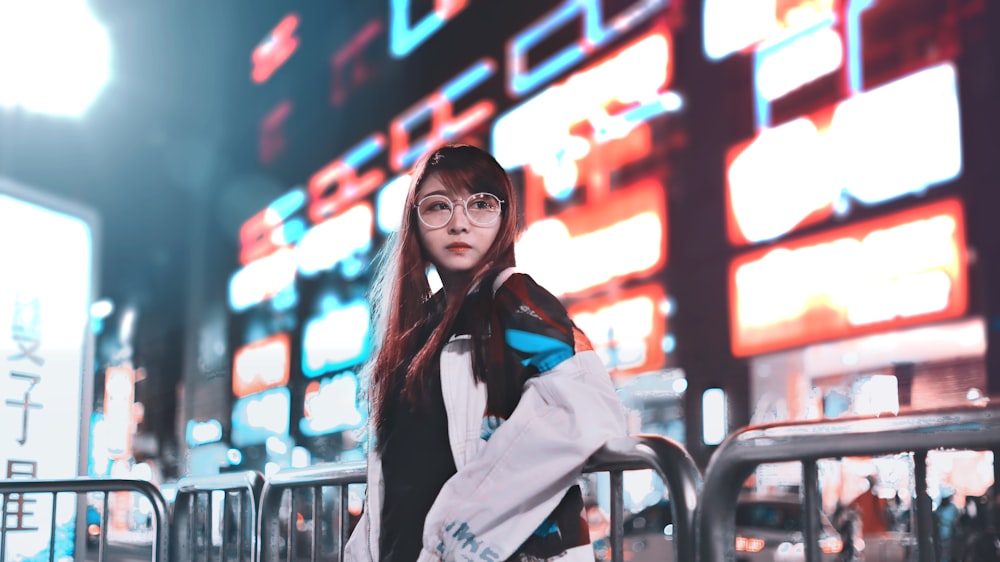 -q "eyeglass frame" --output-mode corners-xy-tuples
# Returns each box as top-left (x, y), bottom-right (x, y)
(413, 192), (506, 228)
